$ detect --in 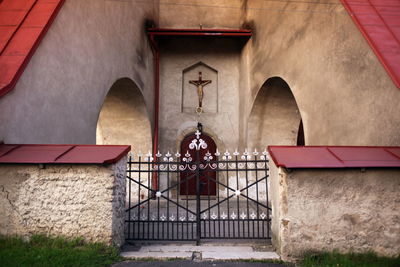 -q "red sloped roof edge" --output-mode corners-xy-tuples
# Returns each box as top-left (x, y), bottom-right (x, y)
(340, 0), (400, 89)
(268, 146), (400, 169)
(0, 0), (66, 98)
